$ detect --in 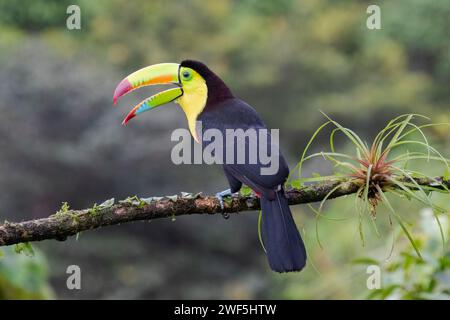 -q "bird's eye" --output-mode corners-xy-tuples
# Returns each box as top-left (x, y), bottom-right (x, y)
(181, 70), (192, 81)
